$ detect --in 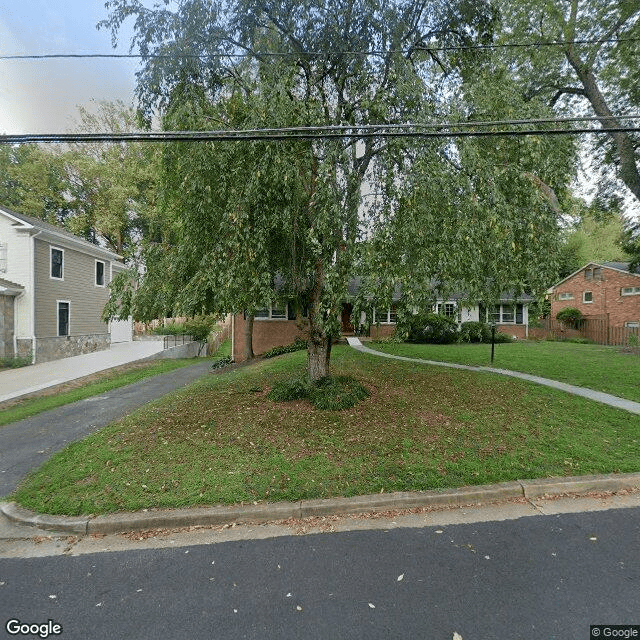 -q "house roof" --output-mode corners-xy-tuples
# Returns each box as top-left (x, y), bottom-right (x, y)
(549, 261), (640, 291)
(0, 276), (24, 295)
(0, 205), (124, 262)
